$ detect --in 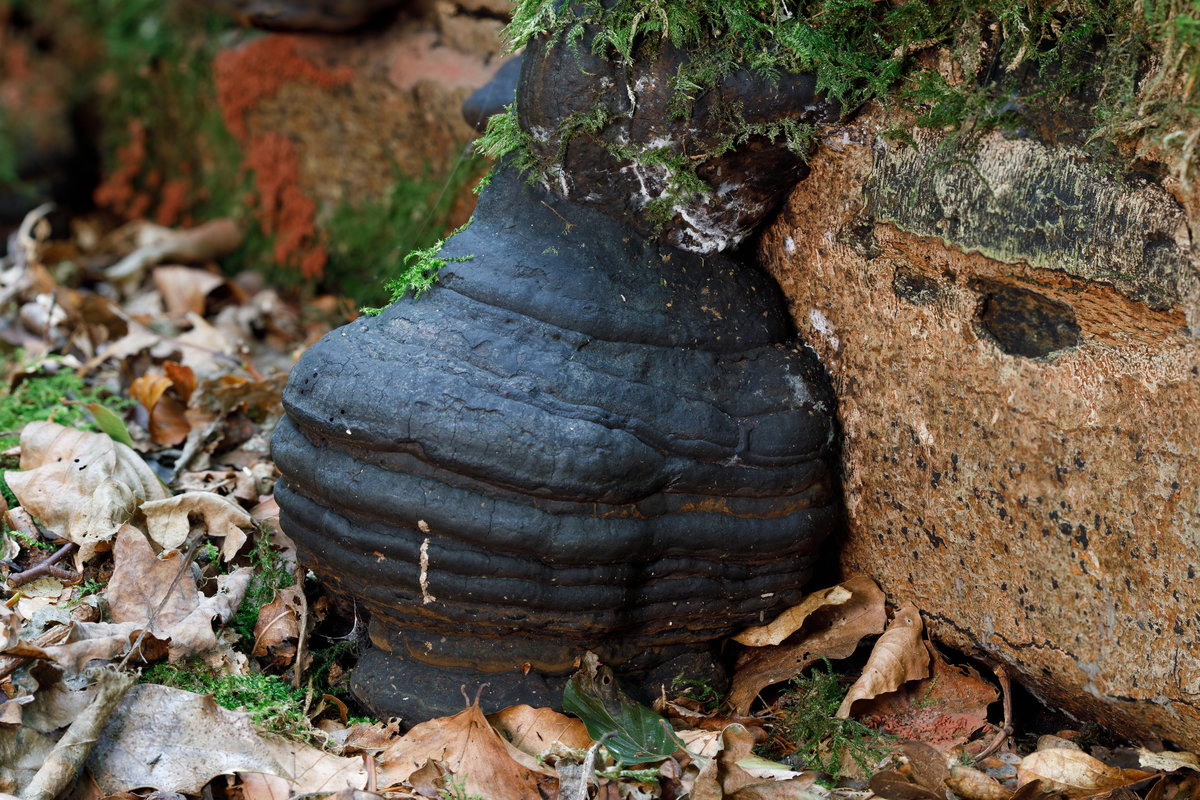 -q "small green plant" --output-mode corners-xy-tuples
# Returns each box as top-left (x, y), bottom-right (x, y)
(764, 661), (891, 777)
(63, 578), (107, 607)
(359, 222), (474, 315)
(230, 528), (296, 648)
(437, 776), (485, 800)
(142, 664), (319, 740)
(670, 673), (725, 713)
